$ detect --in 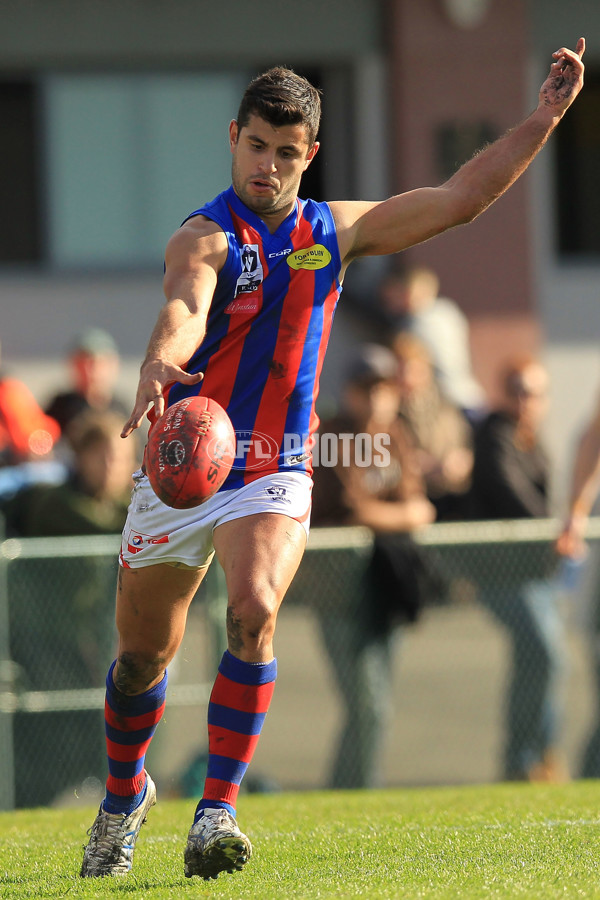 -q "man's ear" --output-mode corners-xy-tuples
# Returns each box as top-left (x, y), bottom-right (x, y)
(303, 141), (320, 171)
(229, 120), (239, 152)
